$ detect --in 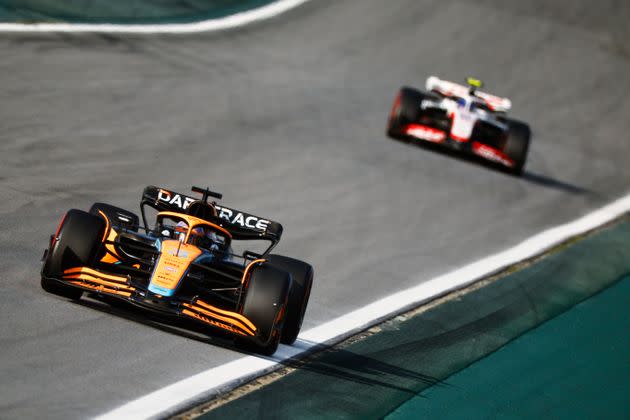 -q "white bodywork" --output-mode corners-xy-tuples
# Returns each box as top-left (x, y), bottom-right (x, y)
(449, 101), (477, 141)
(426, 76), (511, 112)
(390, 76), (519, 168)
(420, 76), (512, 142)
